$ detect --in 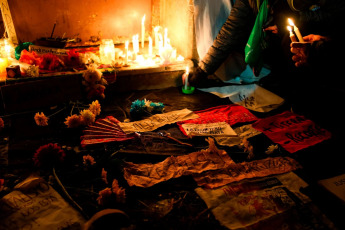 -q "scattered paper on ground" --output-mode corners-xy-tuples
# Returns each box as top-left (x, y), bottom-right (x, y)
(193, 156), (302, 188)
(318, 173), (345, 202)
(195, 172), (321, 229)
(177, 104), (257, 136)
(181, 122), (237, 137)
(0, 176), (85, 230)
(124, 138), (234, 187)
(252, 111), (332, 153)
(214, 123), (262, 147)
(119, 108), (199, 134)
(198, 84), (284, 112)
